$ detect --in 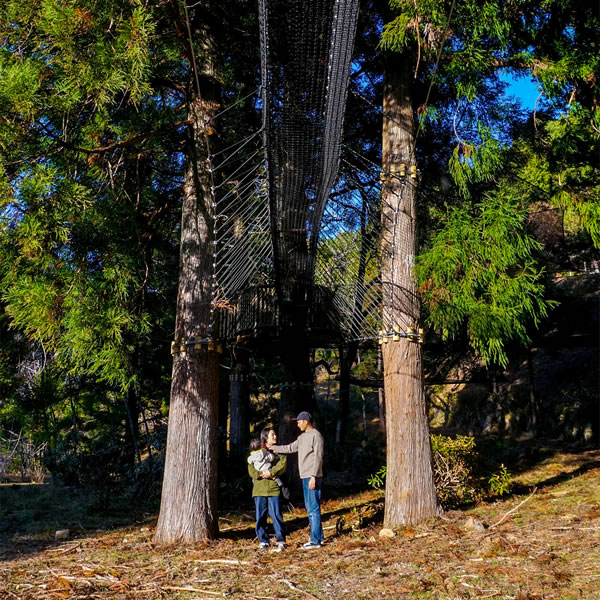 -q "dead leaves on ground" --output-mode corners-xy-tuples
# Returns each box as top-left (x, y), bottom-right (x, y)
(2, 450), (600, 599)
